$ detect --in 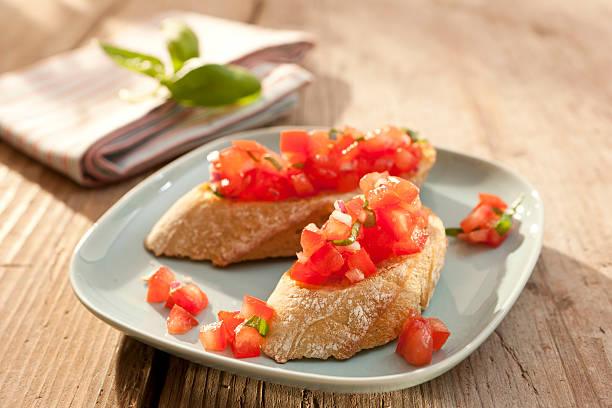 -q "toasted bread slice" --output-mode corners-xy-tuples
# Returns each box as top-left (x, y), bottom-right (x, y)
(261, 209), (446, 363)
(145, 143), (436, 266)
